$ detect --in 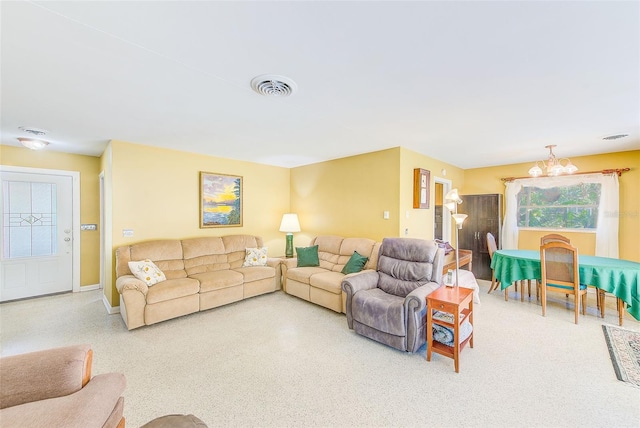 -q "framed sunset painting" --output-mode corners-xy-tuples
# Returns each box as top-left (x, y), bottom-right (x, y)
(200, 172), (243, 228)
